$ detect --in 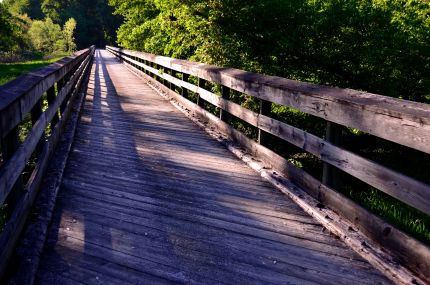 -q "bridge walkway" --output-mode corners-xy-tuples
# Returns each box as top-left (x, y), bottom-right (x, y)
(35, 50), (391, 284)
